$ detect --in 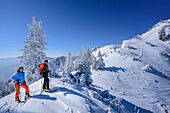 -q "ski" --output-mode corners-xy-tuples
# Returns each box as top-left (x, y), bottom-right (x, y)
(0, 102), (8, 112)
